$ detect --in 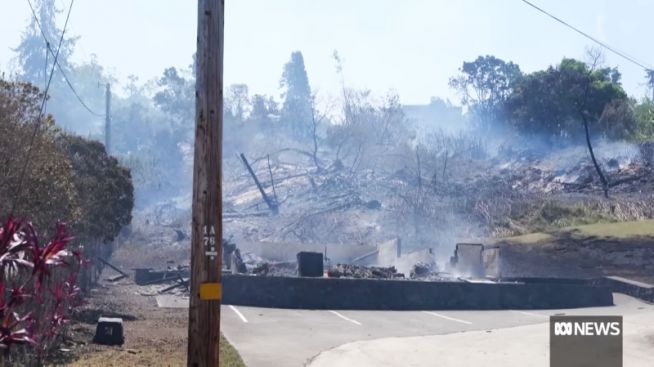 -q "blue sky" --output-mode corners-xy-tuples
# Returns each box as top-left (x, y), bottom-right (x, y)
(0, 0), (652, 104)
